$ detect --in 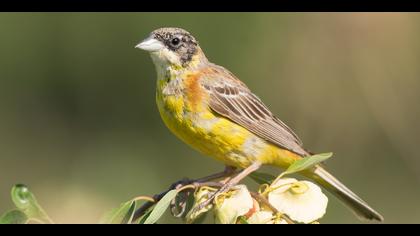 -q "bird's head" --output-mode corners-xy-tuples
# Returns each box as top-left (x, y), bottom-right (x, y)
(136, 27), (207, 69)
